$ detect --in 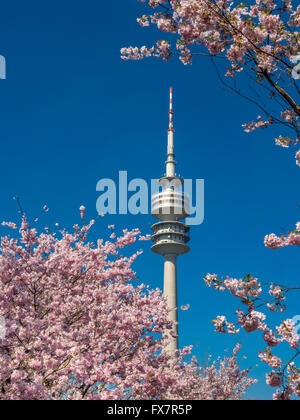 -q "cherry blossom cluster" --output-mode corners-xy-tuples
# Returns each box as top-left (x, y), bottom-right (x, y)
(264, 221), (300, 249)
(125, 0), (300, 166)
(242, 116), (273, 133)
(259, 349), (281, 369)
(281, 109), (298, 123)
(267, 284), (287, 313)
(205, 274), (262, 304)
(125, 1), (299, 73)
(204, 260), (300, 400)
(212, 316), (240, 334)
(273, 108), (299, 165)
(204, 270), (300, 399)
(275, 135), (295, 148)
(121, 41), (171, 61)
